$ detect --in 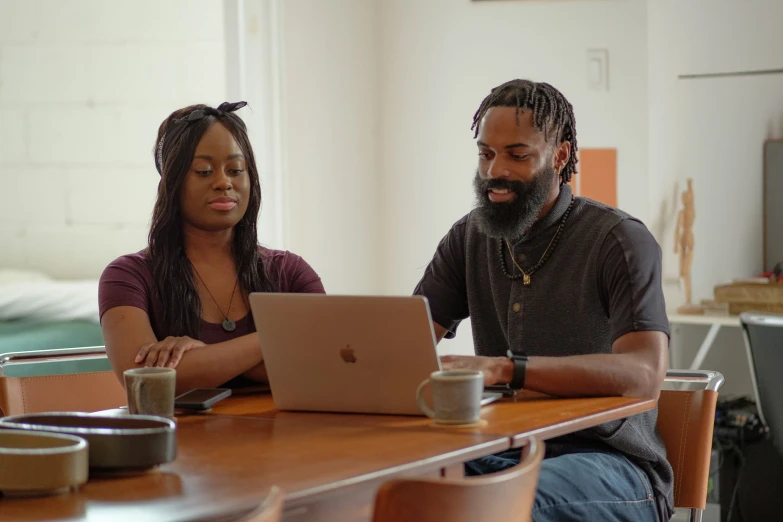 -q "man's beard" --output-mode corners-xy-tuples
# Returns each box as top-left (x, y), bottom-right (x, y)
(472, 166), (557, 240)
